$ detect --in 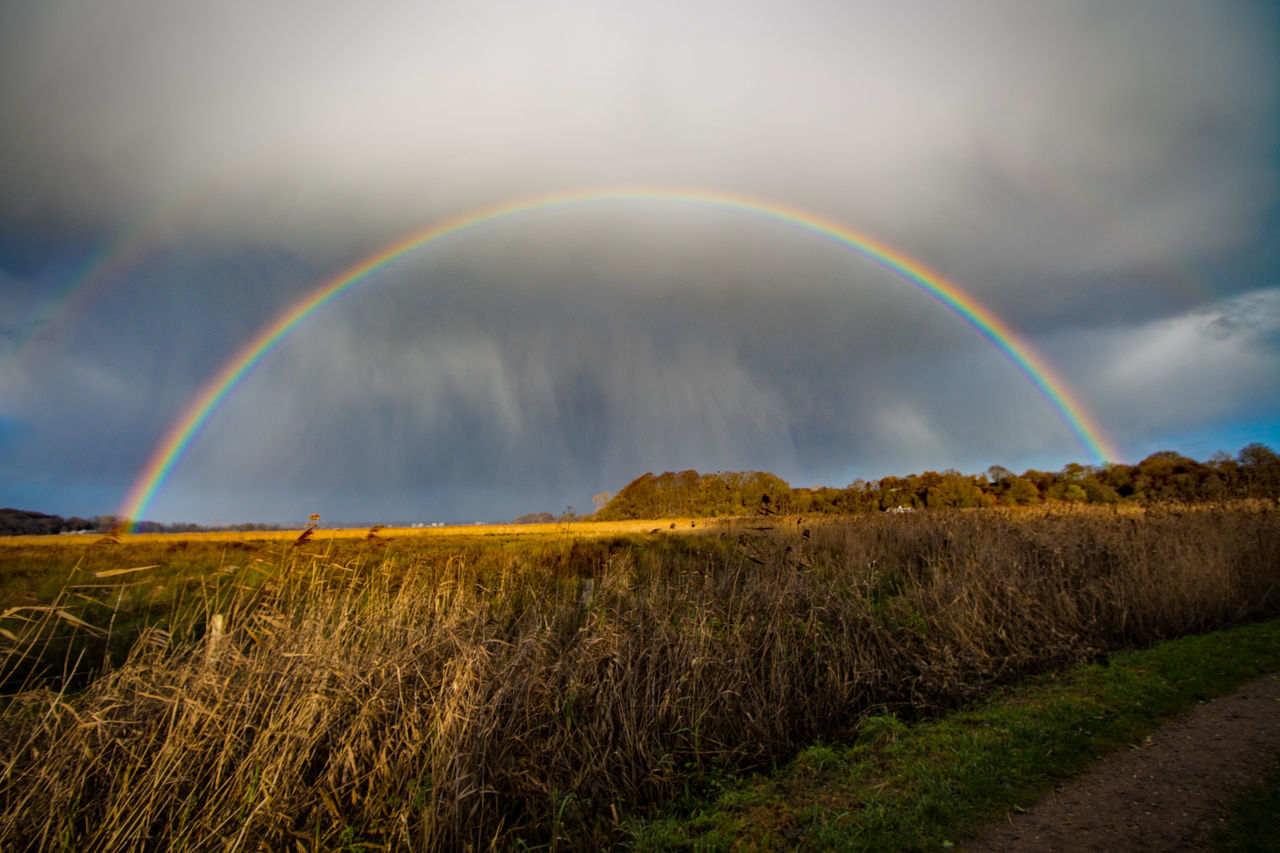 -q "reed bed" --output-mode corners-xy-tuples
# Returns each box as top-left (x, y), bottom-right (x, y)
(1, 504), (1277, 850)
